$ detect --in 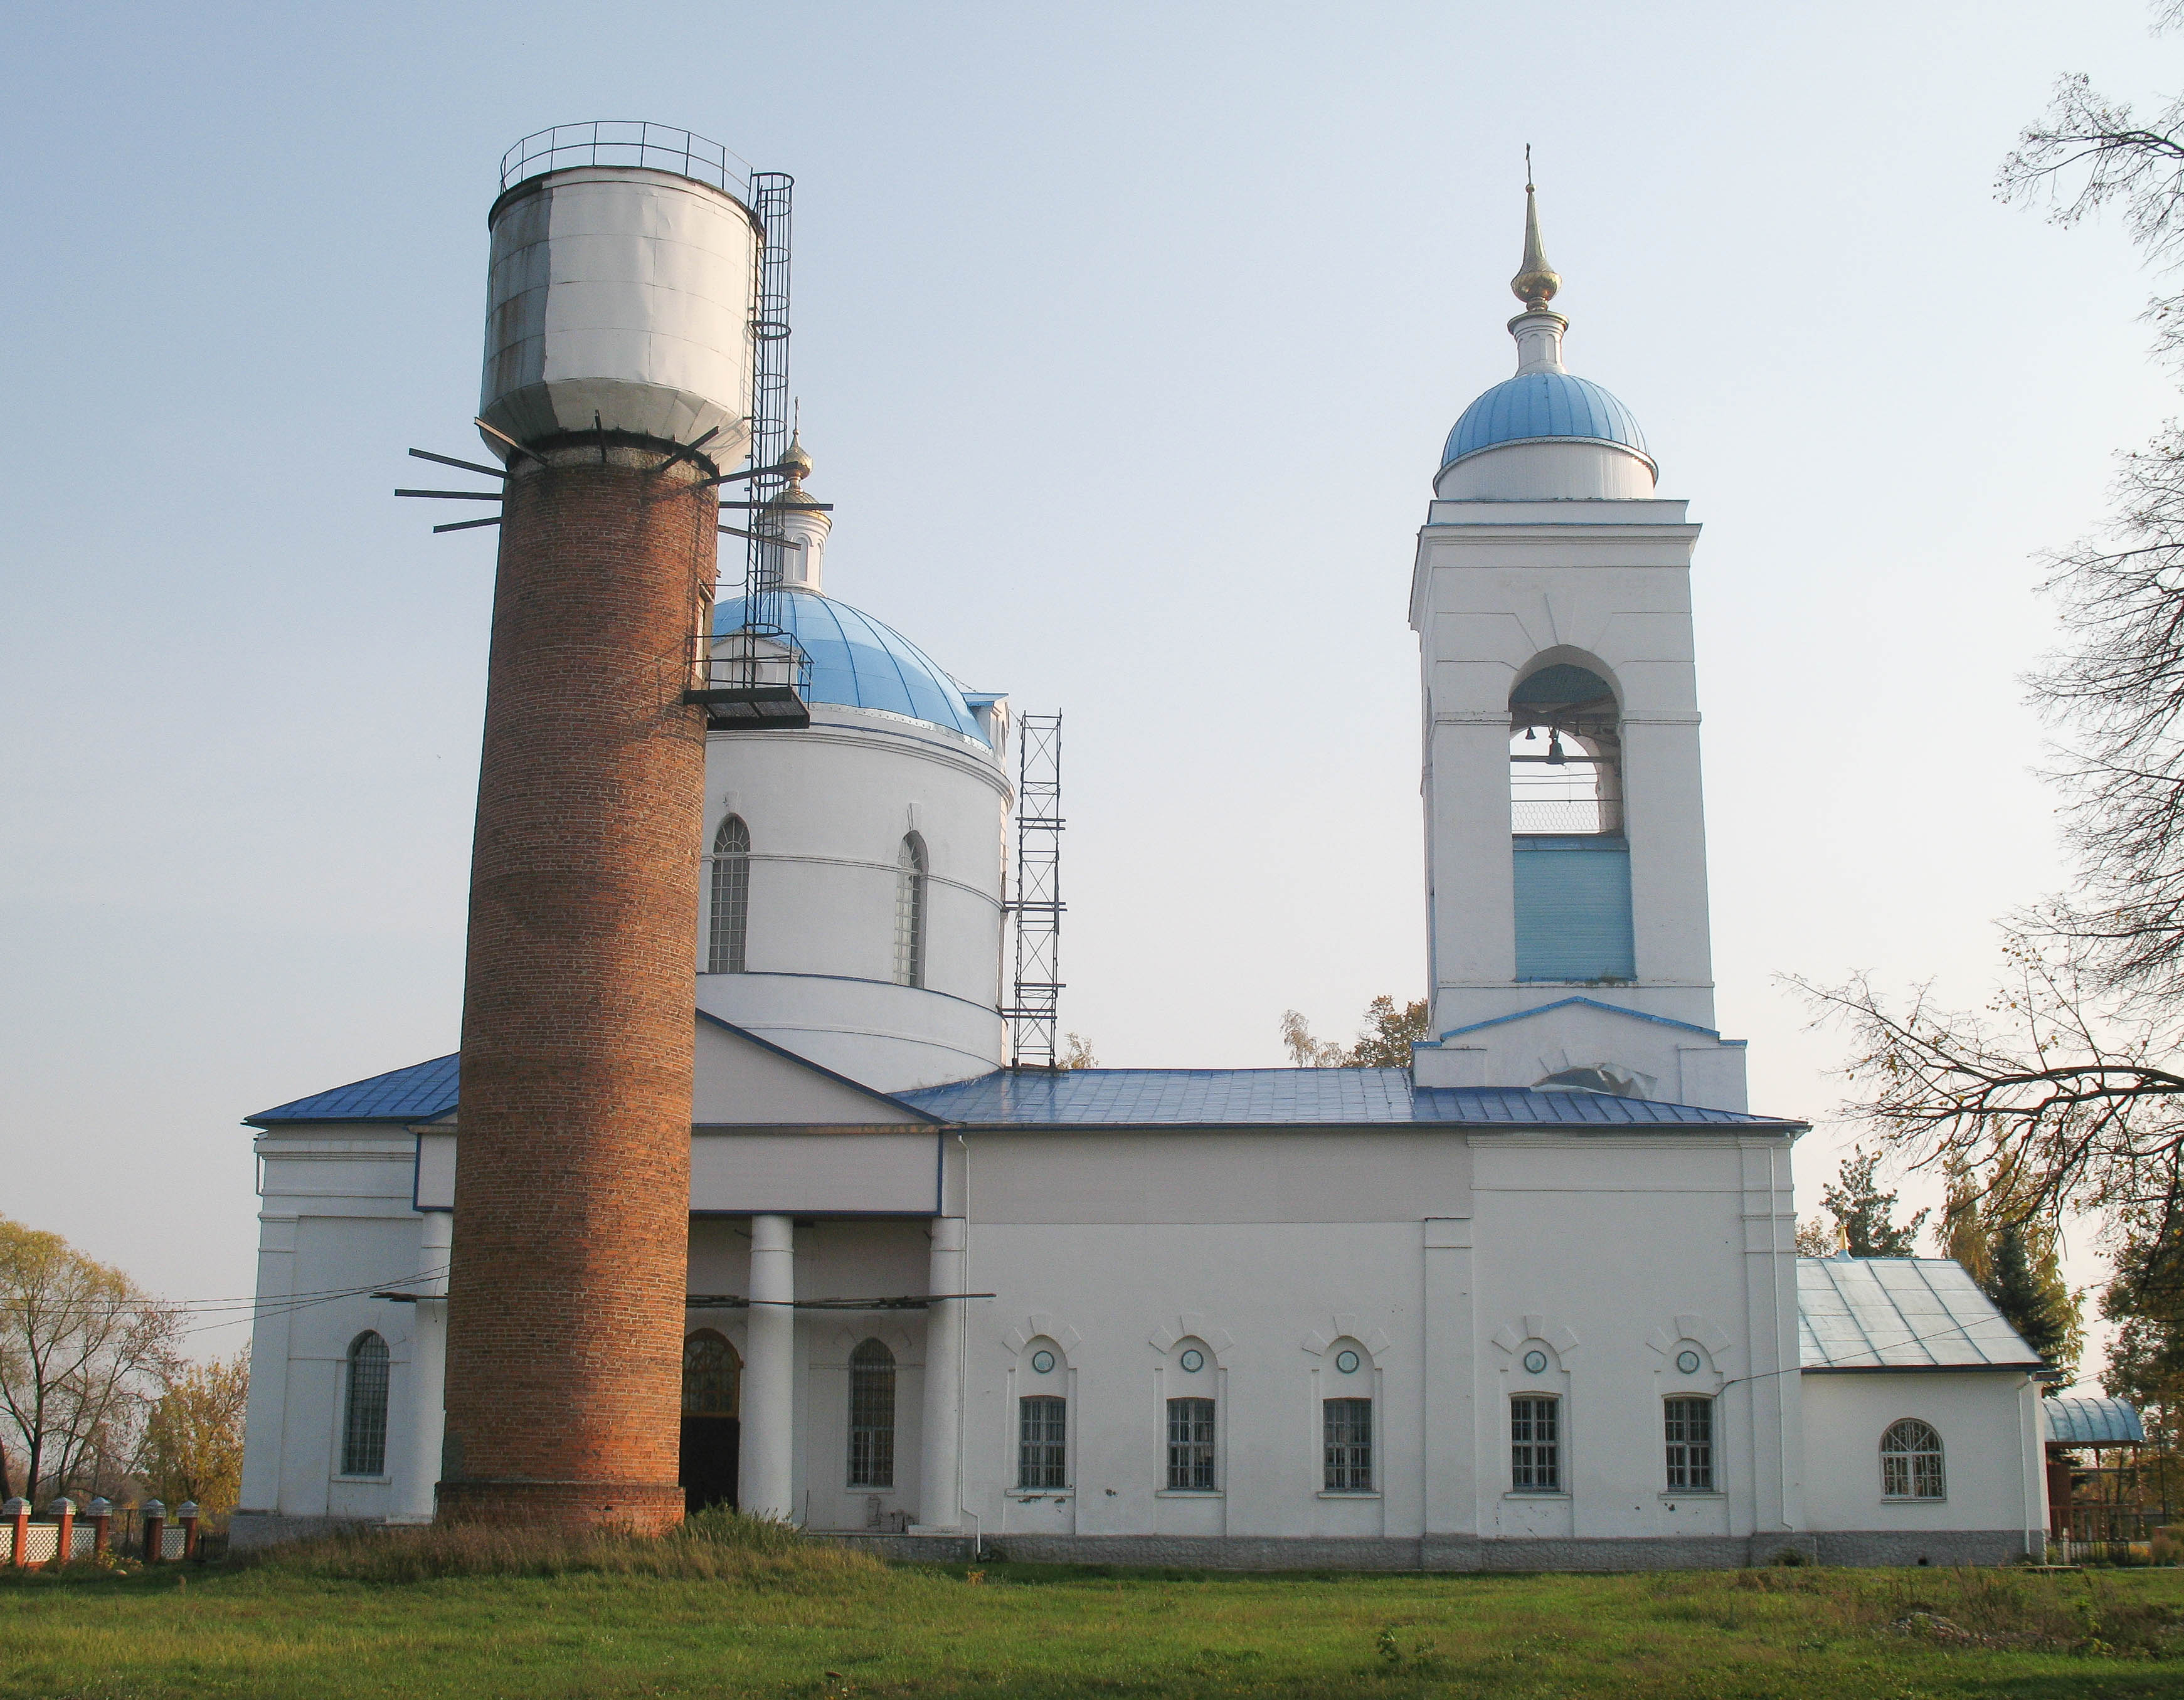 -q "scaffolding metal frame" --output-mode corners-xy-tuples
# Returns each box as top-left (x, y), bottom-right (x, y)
(1004, 713), (1064, 1068)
